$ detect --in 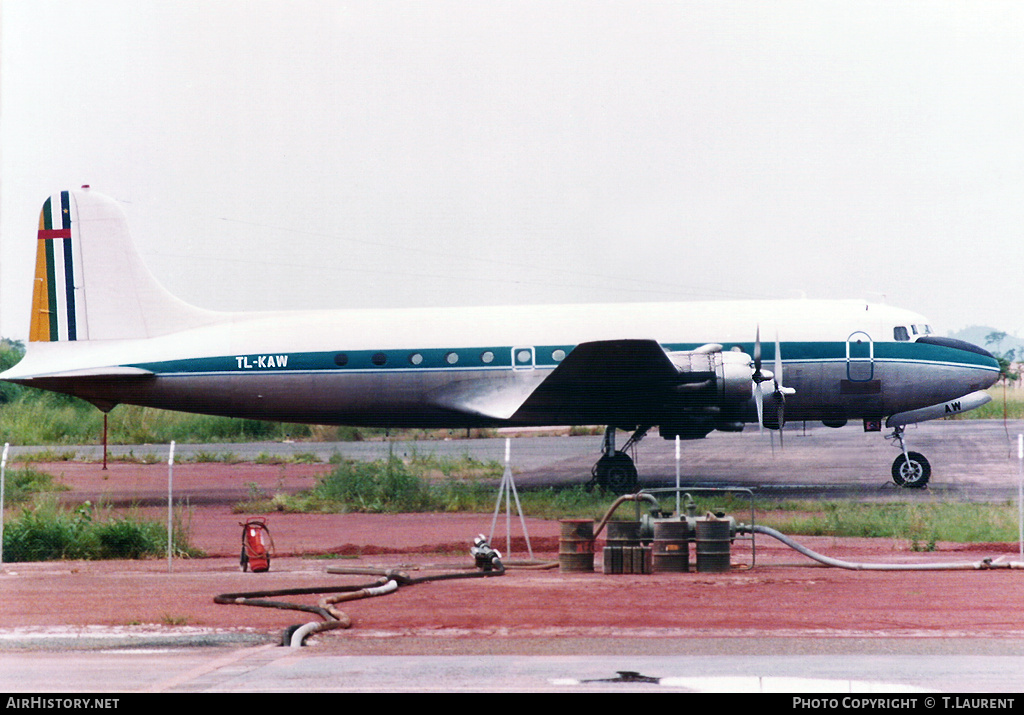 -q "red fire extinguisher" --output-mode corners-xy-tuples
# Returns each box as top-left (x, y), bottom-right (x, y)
(240, 517), (274, 572)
